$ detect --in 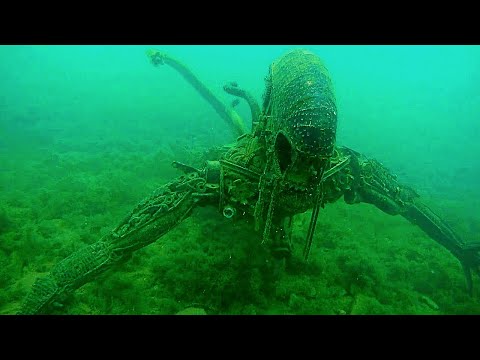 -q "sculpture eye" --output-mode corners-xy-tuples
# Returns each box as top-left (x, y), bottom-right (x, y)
(275, 132), (292, 174)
